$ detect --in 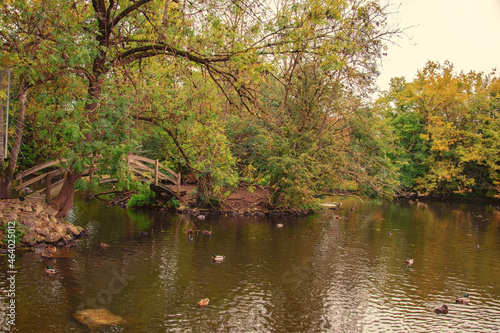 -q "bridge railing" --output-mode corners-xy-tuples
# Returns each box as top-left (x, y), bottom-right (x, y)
(126, 154), (181, 196)
(14, 154), (181, 202)
(14, 159), (67, 203)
